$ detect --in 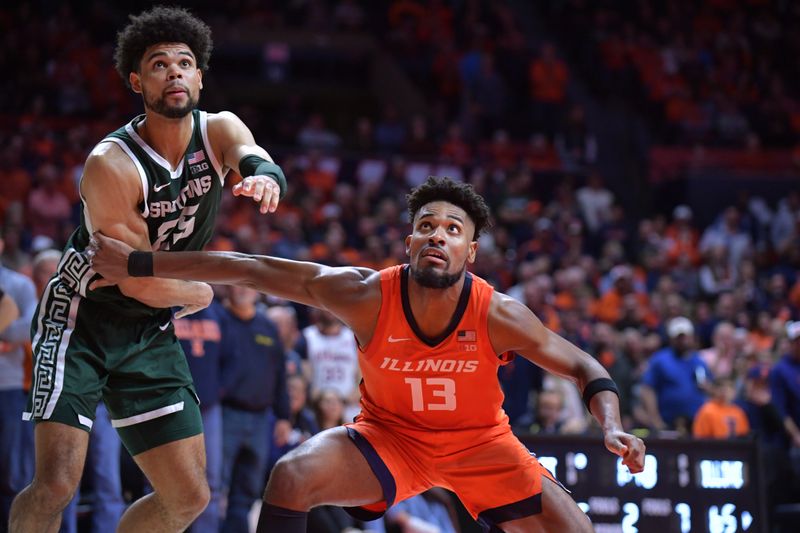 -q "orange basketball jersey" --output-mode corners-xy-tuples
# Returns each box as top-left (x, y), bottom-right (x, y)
(356, 265), (510, 432)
